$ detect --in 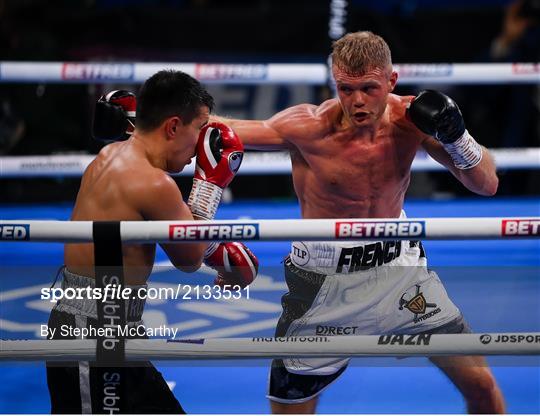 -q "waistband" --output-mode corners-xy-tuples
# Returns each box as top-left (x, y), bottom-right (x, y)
(290, 240), (424, 275)
(290, 210), (417, 274)
(53, 268), (146, 322)
(285, 255), (327, 282)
